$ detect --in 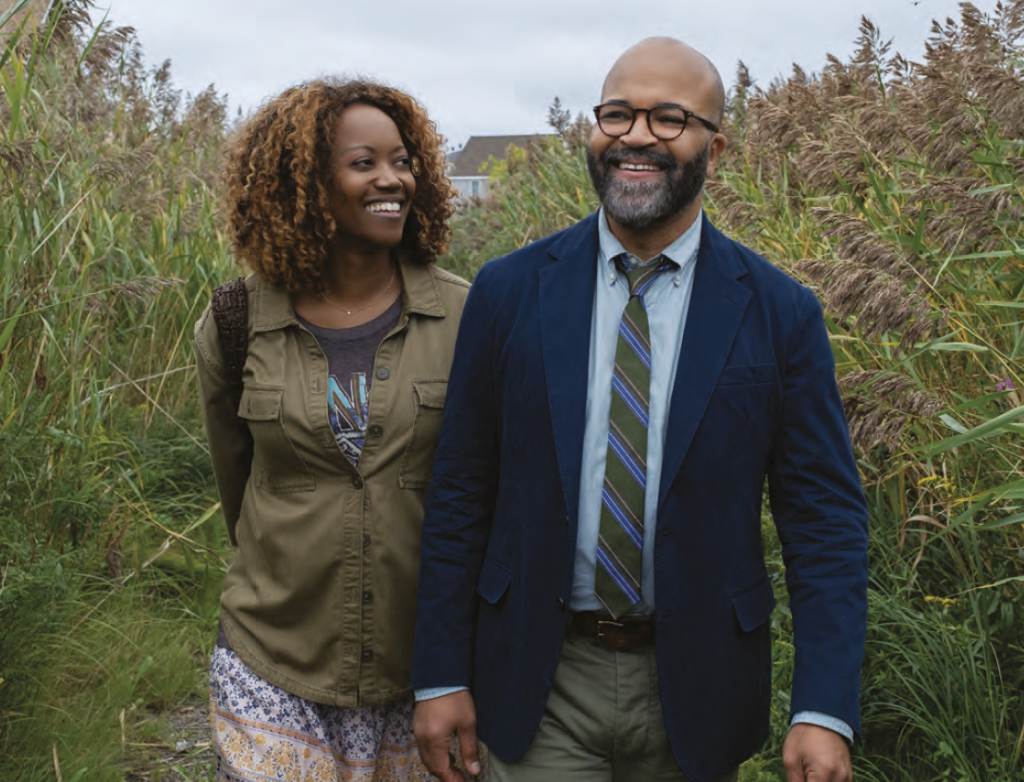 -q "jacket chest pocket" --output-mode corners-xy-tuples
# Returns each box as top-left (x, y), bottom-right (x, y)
(399, 379), (447, 489)
(238, 386), (315, 494)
